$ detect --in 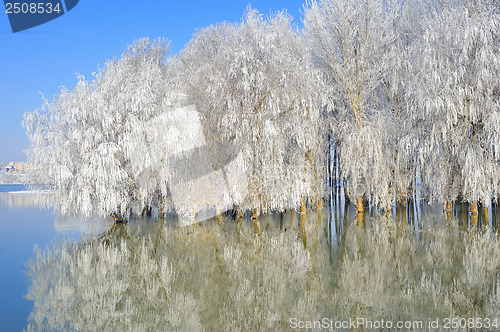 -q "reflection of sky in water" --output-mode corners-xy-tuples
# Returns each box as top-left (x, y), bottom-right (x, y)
(0, 188), (113, 331)
(0, 198), (57, 331)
